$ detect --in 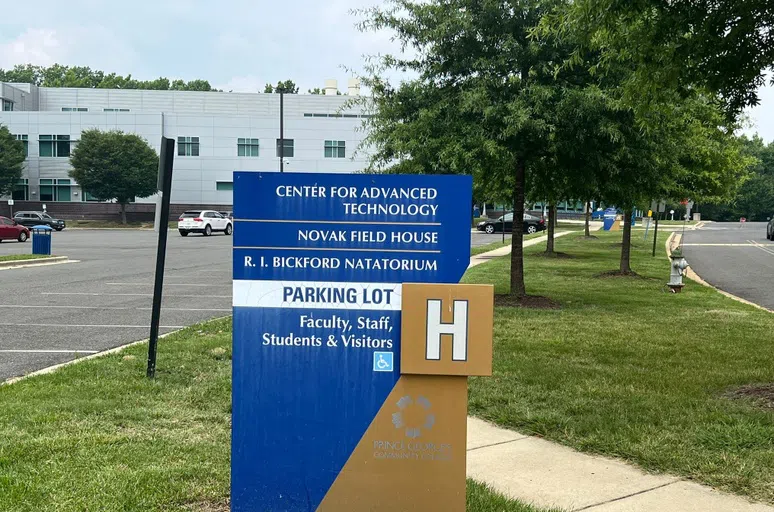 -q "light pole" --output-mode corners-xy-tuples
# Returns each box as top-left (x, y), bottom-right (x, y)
(279, 90), (284, 173)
